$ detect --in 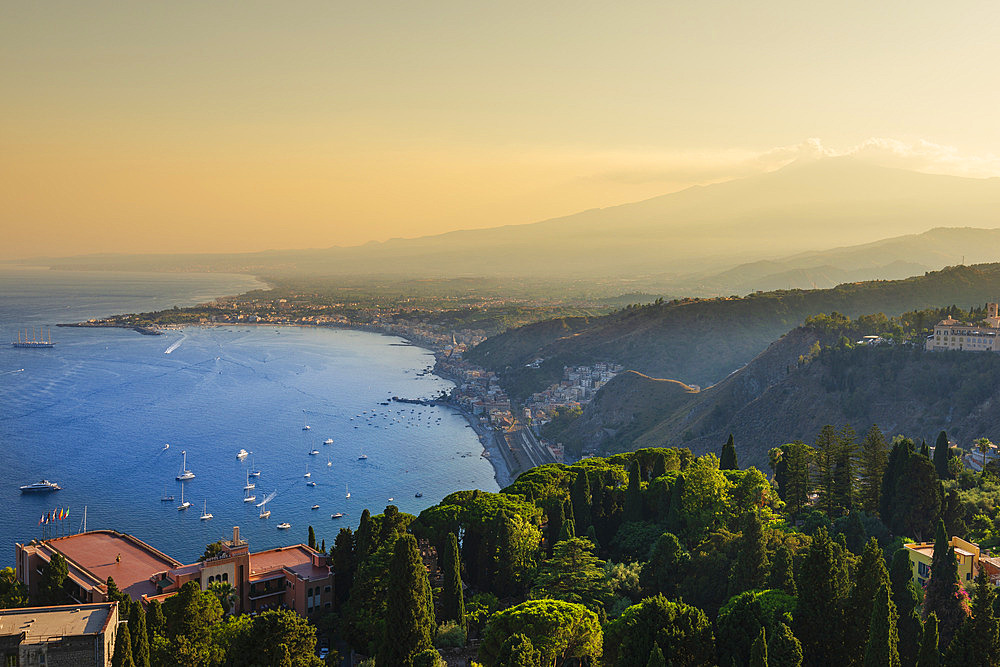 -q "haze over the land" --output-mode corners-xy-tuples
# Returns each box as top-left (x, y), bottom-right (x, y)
(3, 1), (1000, 261)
